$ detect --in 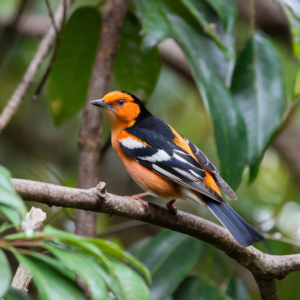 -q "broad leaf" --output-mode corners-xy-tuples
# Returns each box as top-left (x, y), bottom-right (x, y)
(162, 0), (247, 189)
(110, 259), (152, 300)
(173, 276), (227, 300)
(43, 226), (113, 273)
(204, 0), (236, 29)
(43, 244), (108, 300)
(0, 249), (12, 298)
(0, 165), (26, 221)
(226, 277), (250, 300)
(0, 204), (21, 227)
(0, 221), (11, 233)
(294, 66), (300, 99)
(136, 230), (202, 300)
(48, 7), (101, 125)
(133, 0), (172, 50)
(128, 237), (151, 257)
(231, 33), (286, 180)
(12, 251), (85, 300)
(279, 1), (300, 58)
(86, 238), (151, 284)
(114, 13), (161, 100)
(4, 288), (30, 300)
(182, 0), (234, 58)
